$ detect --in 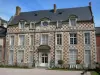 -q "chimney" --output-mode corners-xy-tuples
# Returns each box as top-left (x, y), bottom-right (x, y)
(89, 2), (91, 7)
(54, 4), (56, 13)
(15, 6), (21, 16)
